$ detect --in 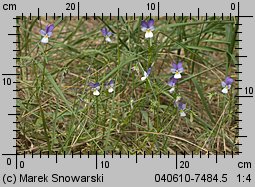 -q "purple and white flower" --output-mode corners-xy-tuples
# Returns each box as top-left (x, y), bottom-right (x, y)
(105, 80), (115, 93)
(101, 27), (113, 43)
(174, 99), (186, 117)
(40, 24), (54, 44)
(89, 82), (100, 96)
(171, 62), (184, 79)
(177, 102), (186, 117)
(221, 76), (234, 94)
(141, 67), (152, 81)
(141, 19), (155, 39)
(168, 76), (178, 93)
(174, 97), (186, 117)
